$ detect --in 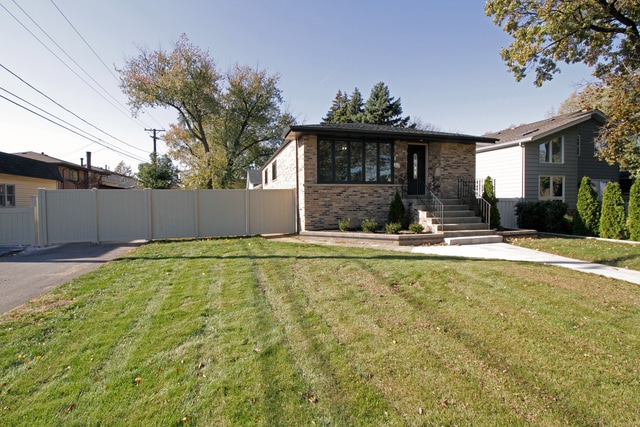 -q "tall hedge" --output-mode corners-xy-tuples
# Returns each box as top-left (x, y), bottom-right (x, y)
(628, 179), (640, 241)
(599, 182), (627, 240)
(573, 176), (600, 236)
(515, 200), (568, 232)
(482, 176), (501, 228)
